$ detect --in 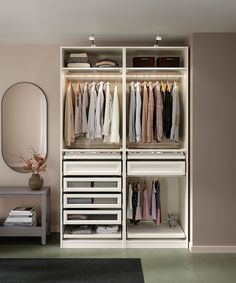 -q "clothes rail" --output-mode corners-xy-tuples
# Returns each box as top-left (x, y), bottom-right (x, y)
(65, 74), (122, 79)
(126, 74), (183, 79)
